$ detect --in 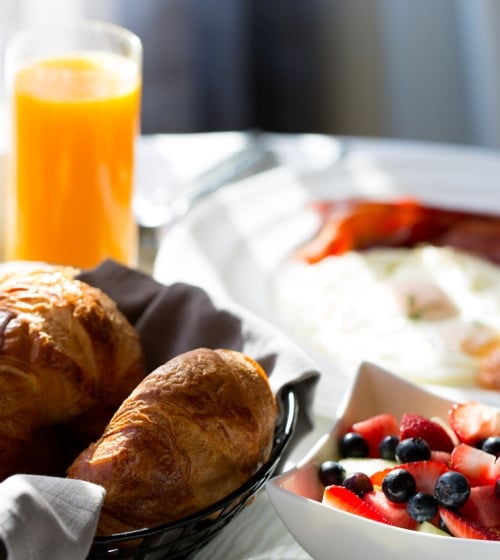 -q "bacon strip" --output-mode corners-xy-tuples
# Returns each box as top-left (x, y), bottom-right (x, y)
(295, 198), (500, 265)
